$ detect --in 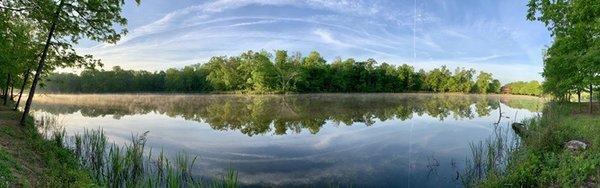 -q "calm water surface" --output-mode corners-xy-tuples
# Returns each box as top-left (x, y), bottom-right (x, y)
(31, 94), (543, 187)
